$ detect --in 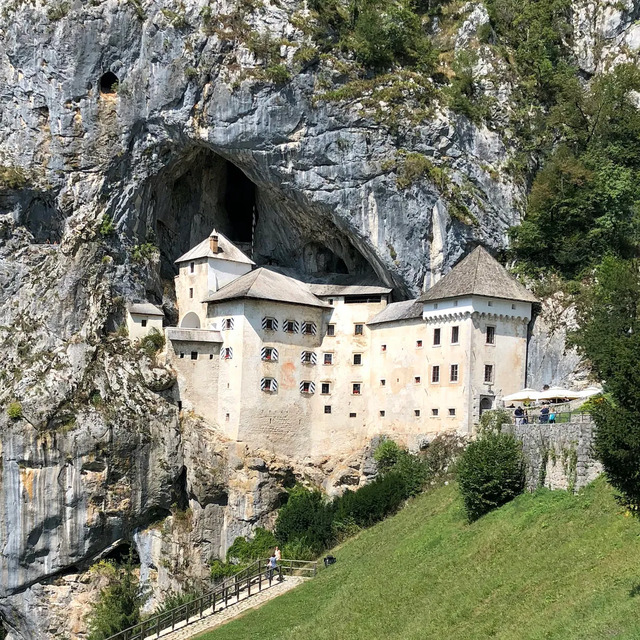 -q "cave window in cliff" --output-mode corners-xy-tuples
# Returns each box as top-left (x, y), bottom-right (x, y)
(102, 542), (139, 565)
(99, 72), (119, 96)
(224, 163), (256, 243)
